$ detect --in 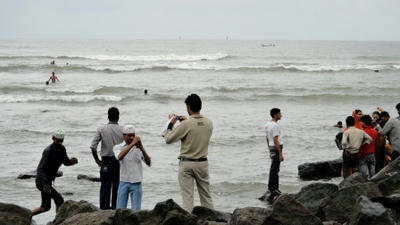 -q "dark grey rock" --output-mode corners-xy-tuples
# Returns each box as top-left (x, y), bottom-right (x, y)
(376, 172), (400, 196)
(0, 202), (32, 225)
(371, 193), (400, 210)
(192, 206), (231, 223)
(298, 158), (342, 180)
(371, 157), (400, 183)
(114, 199), (197, 225)
(17, 171), (62, 179)
(339, 172), (366, 190)
(317, 182), (382, 224)
(59, 210), (115, 225)
(263, 194), (323, 225)
(348, 196), (395, 225)
(294, 183), (338, 215)
(77, 174), (100, 182)
(50, 200), (99, 225)
(199, 221), (227, 225)
(229, 207), (271, 225)
(322, 221), (341, 225)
